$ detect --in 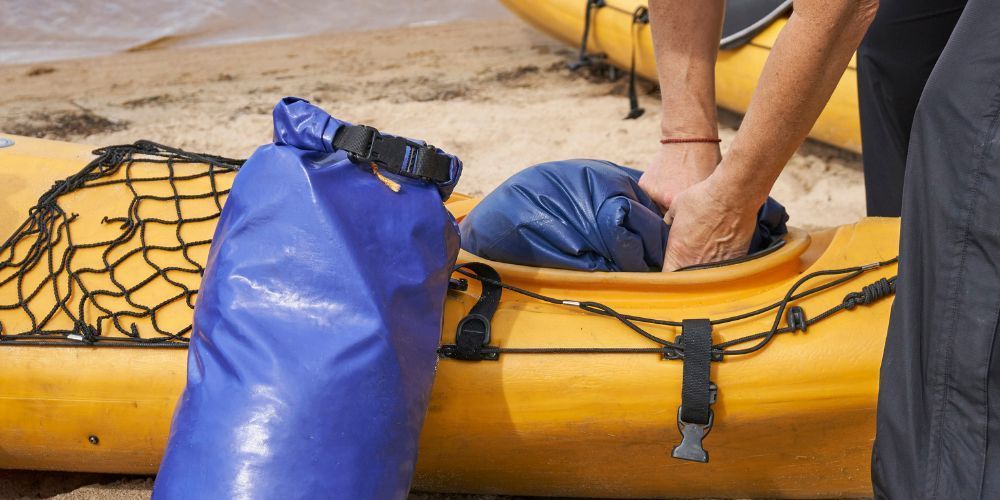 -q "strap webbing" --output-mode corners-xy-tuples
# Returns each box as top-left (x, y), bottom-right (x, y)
(679, 319), (713, 425)
(332, 125), (452, 184)
(624, 6), (648, 120)
(568, 0), (605, 70)
(331, 124), (376, 153)
(440, 263), (503, 361)
(460, 262), (502, 330)
(672, 318), (715, 463)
